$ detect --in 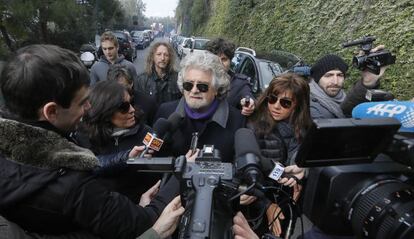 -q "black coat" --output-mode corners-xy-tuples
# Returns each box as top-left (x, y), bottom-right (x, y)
(135, 71), (181, 106)
(90, 123), (163, 203)
(226, 72), (254, 109)
(0, 118), (176, 238)
(155, 98), (246, 162)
